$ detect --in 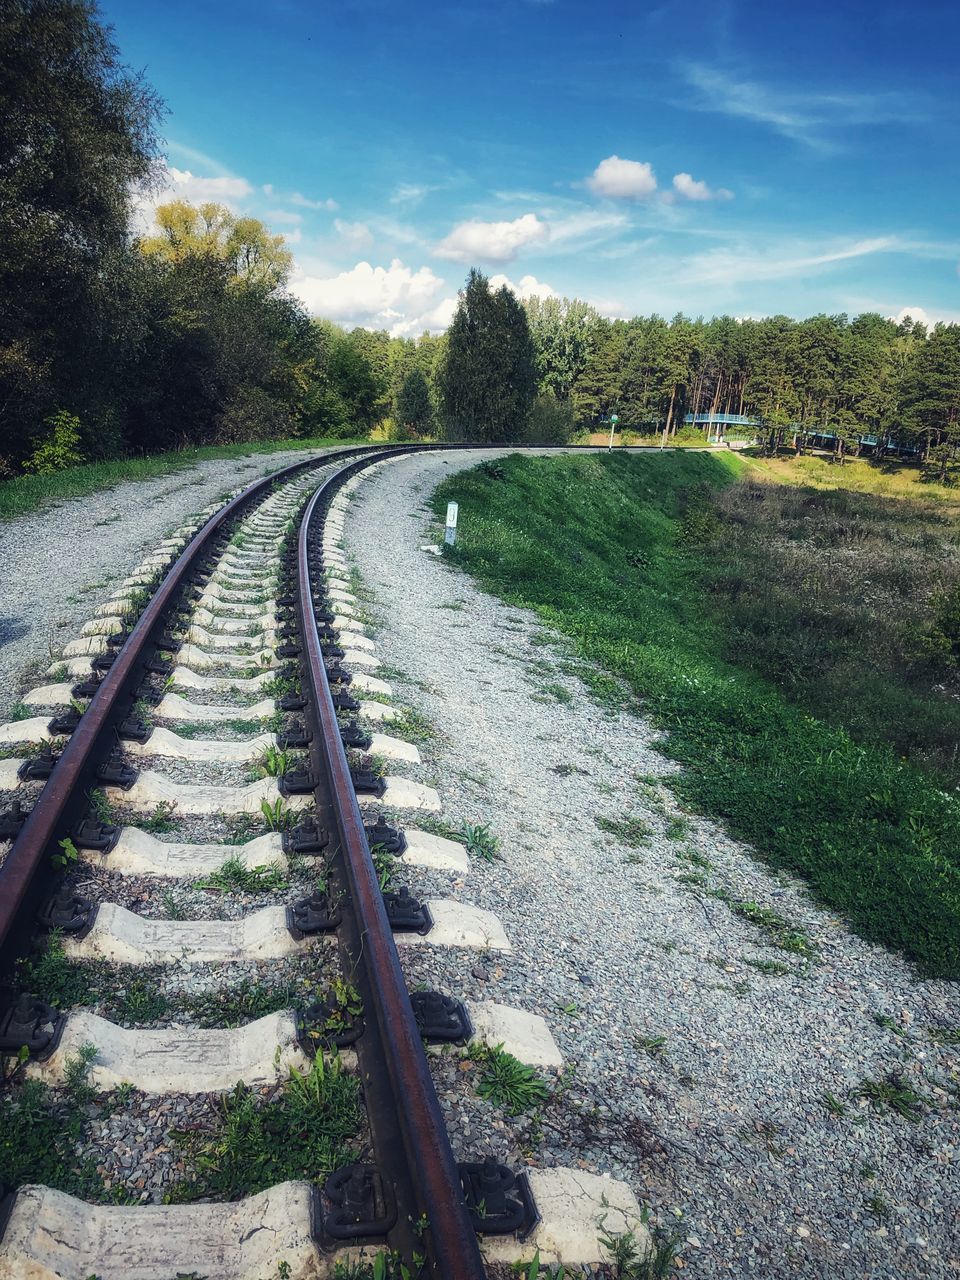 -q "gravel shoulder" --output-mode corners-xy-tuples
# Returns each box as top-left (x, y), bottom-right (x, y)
(0, 445), (338, 718)
(345, 450), (960, 1280)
